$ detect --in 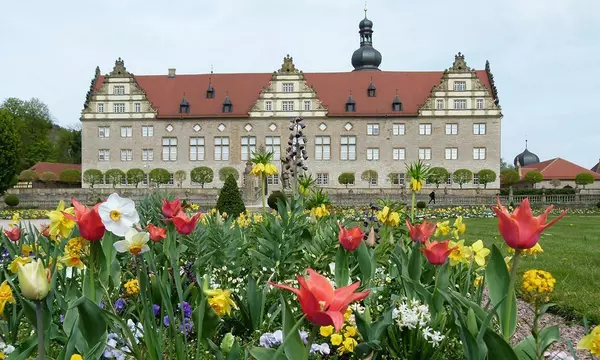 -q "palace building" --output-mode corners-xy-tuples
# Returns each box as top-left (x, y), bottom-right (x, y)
(80, 13), (502, 189)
